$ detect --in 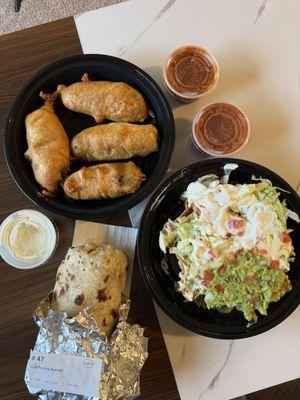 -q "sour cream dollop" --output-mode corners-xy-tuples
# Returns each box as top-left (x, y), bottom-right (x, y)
(0, 210), (57, 269)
